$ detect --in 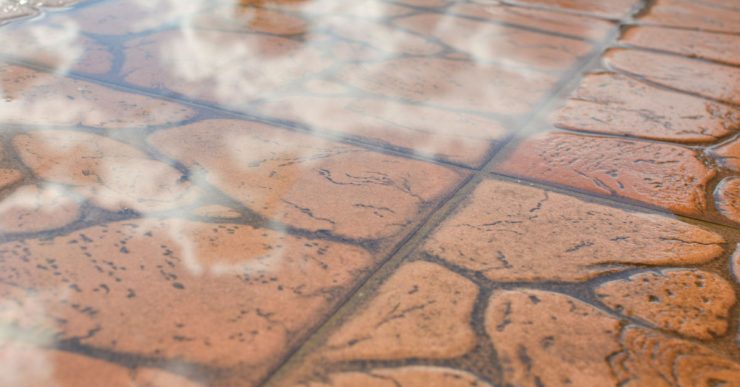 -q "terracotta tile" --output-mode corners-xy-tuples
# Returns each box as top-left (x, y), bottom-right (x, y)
(493, 131), (717, 216)
(709, 137), (740, 173)
(298, 367), (491, 387)
(620, 26), (740, 66)
(0, 145), (23, 190)
(149, 119), (467, 241)
(193, 204), (242, 219)
(335, 57), (557, 116)
(287, 0), (416, 19)
(324, 18), (442, 56)
(714, 177), (740, 224)
(122, 29), (330, 108)
(595, 269), (736, 339)
(486, 289), (622, 386)
(421, 179), (724, 282)
(732, 244), (740, 284)
(192, 4), (308, 36)
(502, 0), (641, 19)
(552, 72), (738, 143)
(610, 325), (740, 386)
(14, 130), (200, 214)
(319, 261), (477, 361)
(0, 19), (113, 75)
(604, 48), (740, 105)
(0, 184), (81, 234)
(639, 0), (740, 33)
(258, 96), (508, 168)
(449, 2), (615, 41)
(0, 218), (374, 384)
(395, 13), (593, 71)
(0, 344), (203, 387)
(0, 64), (196, 129)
